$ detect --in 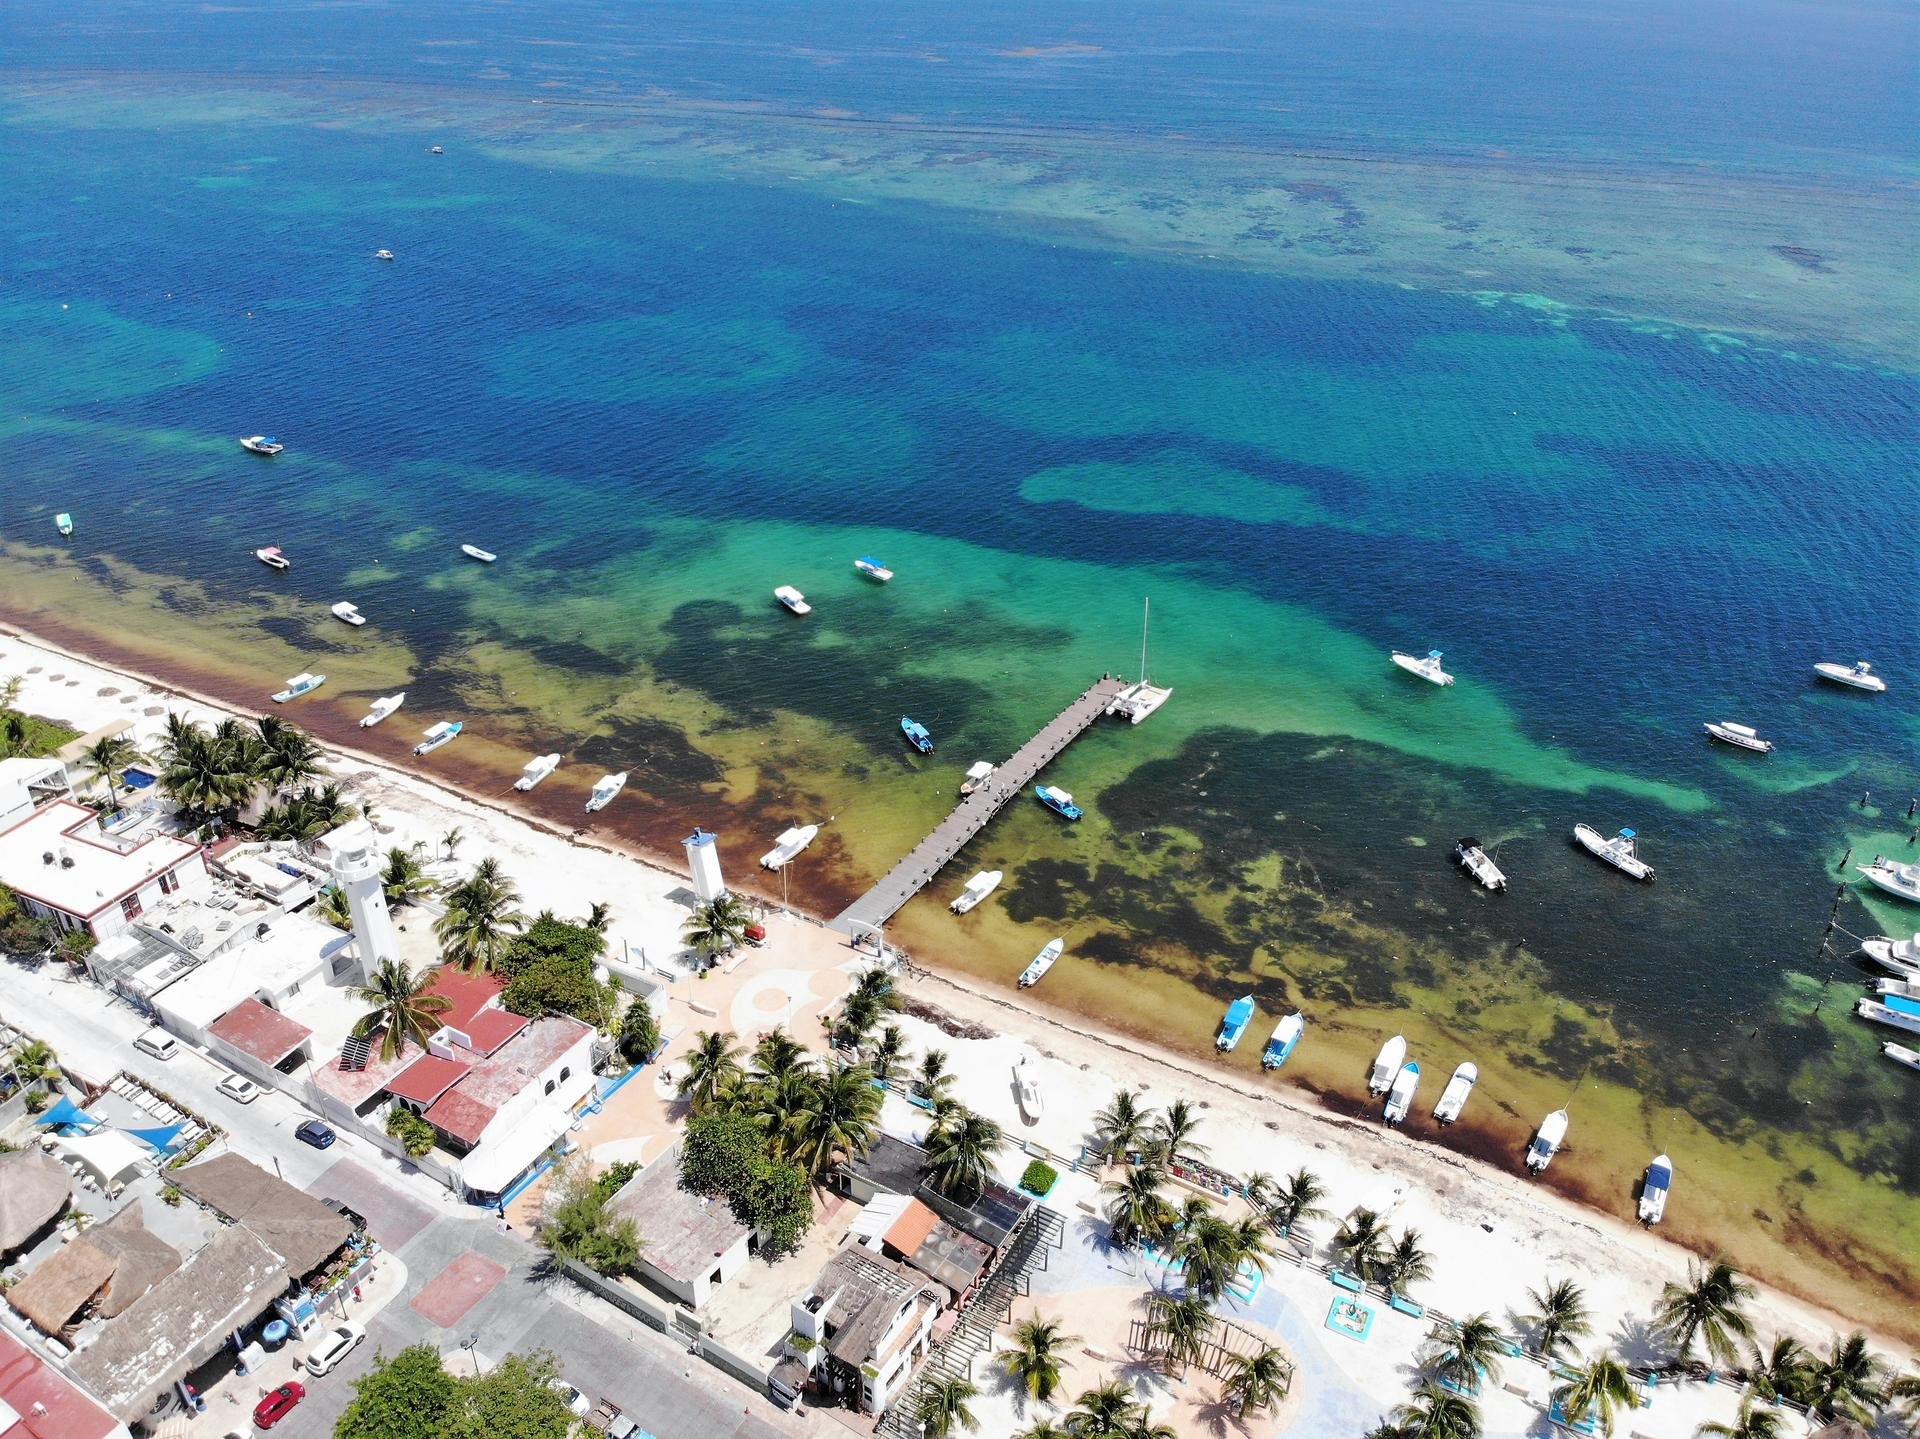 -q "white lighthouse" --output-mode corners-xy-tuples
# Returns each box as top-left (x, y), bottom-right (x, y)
(683, 827), (727, 905)
(320, 821), (399, 979)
